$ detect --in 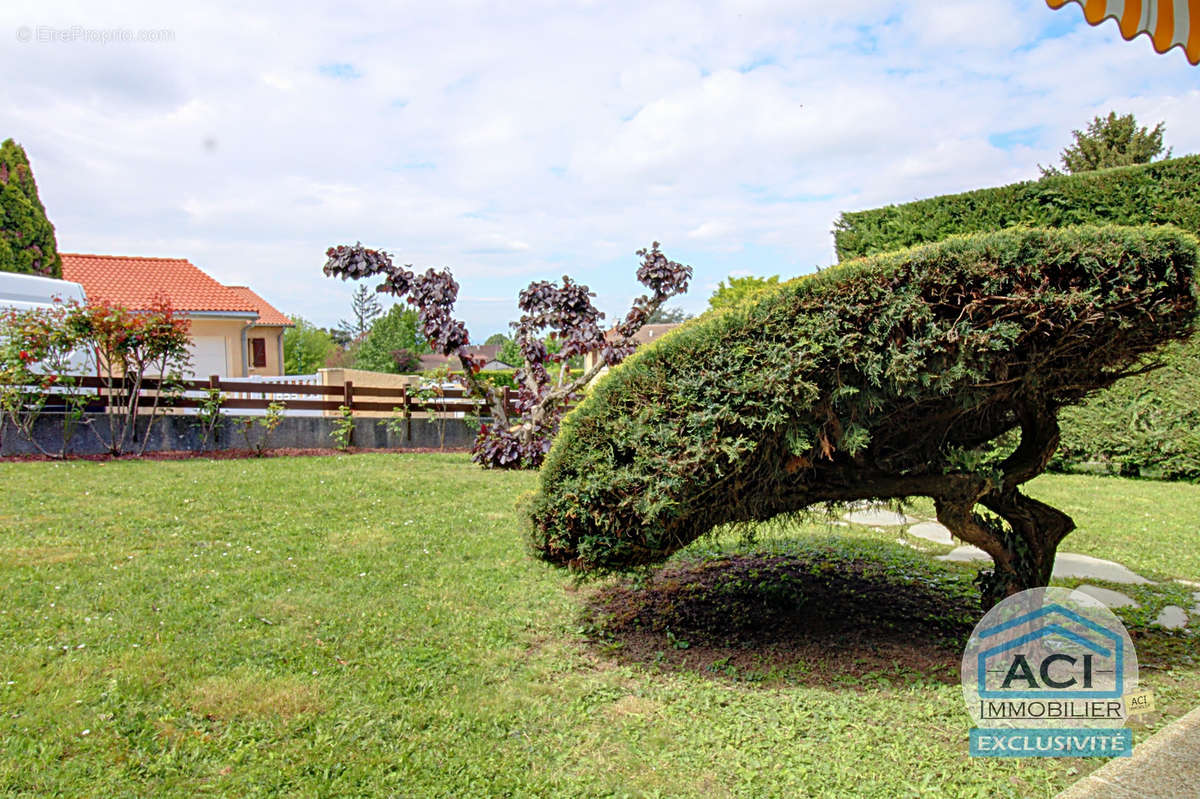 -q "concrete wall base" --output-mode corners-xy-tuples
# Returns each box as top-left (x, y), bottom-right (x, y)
(0, 413), (481, 456)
